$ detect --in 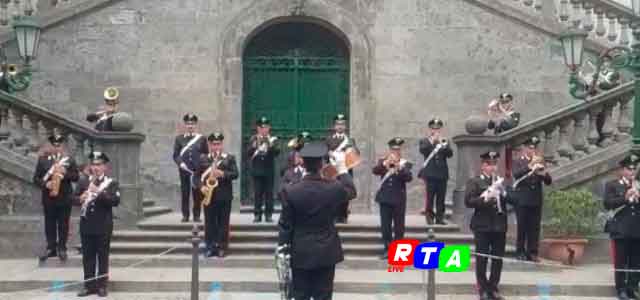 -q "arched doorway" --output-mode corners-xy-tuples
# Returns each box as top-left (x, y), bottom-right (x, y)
(241, 20), (351, 203)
